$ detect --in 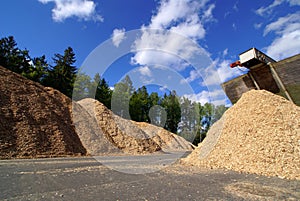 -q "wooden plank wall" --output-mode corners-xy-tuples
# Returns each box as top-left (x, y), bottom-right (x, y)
(222, 54), (300, 105)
